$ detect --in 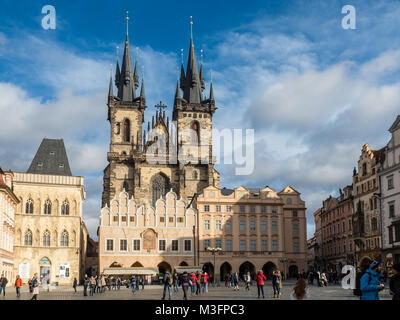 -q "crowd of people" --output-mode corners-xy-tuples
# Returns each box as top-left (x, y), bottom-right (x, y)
(82, 274), (146, 296)
(162, 271), (210, 300)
